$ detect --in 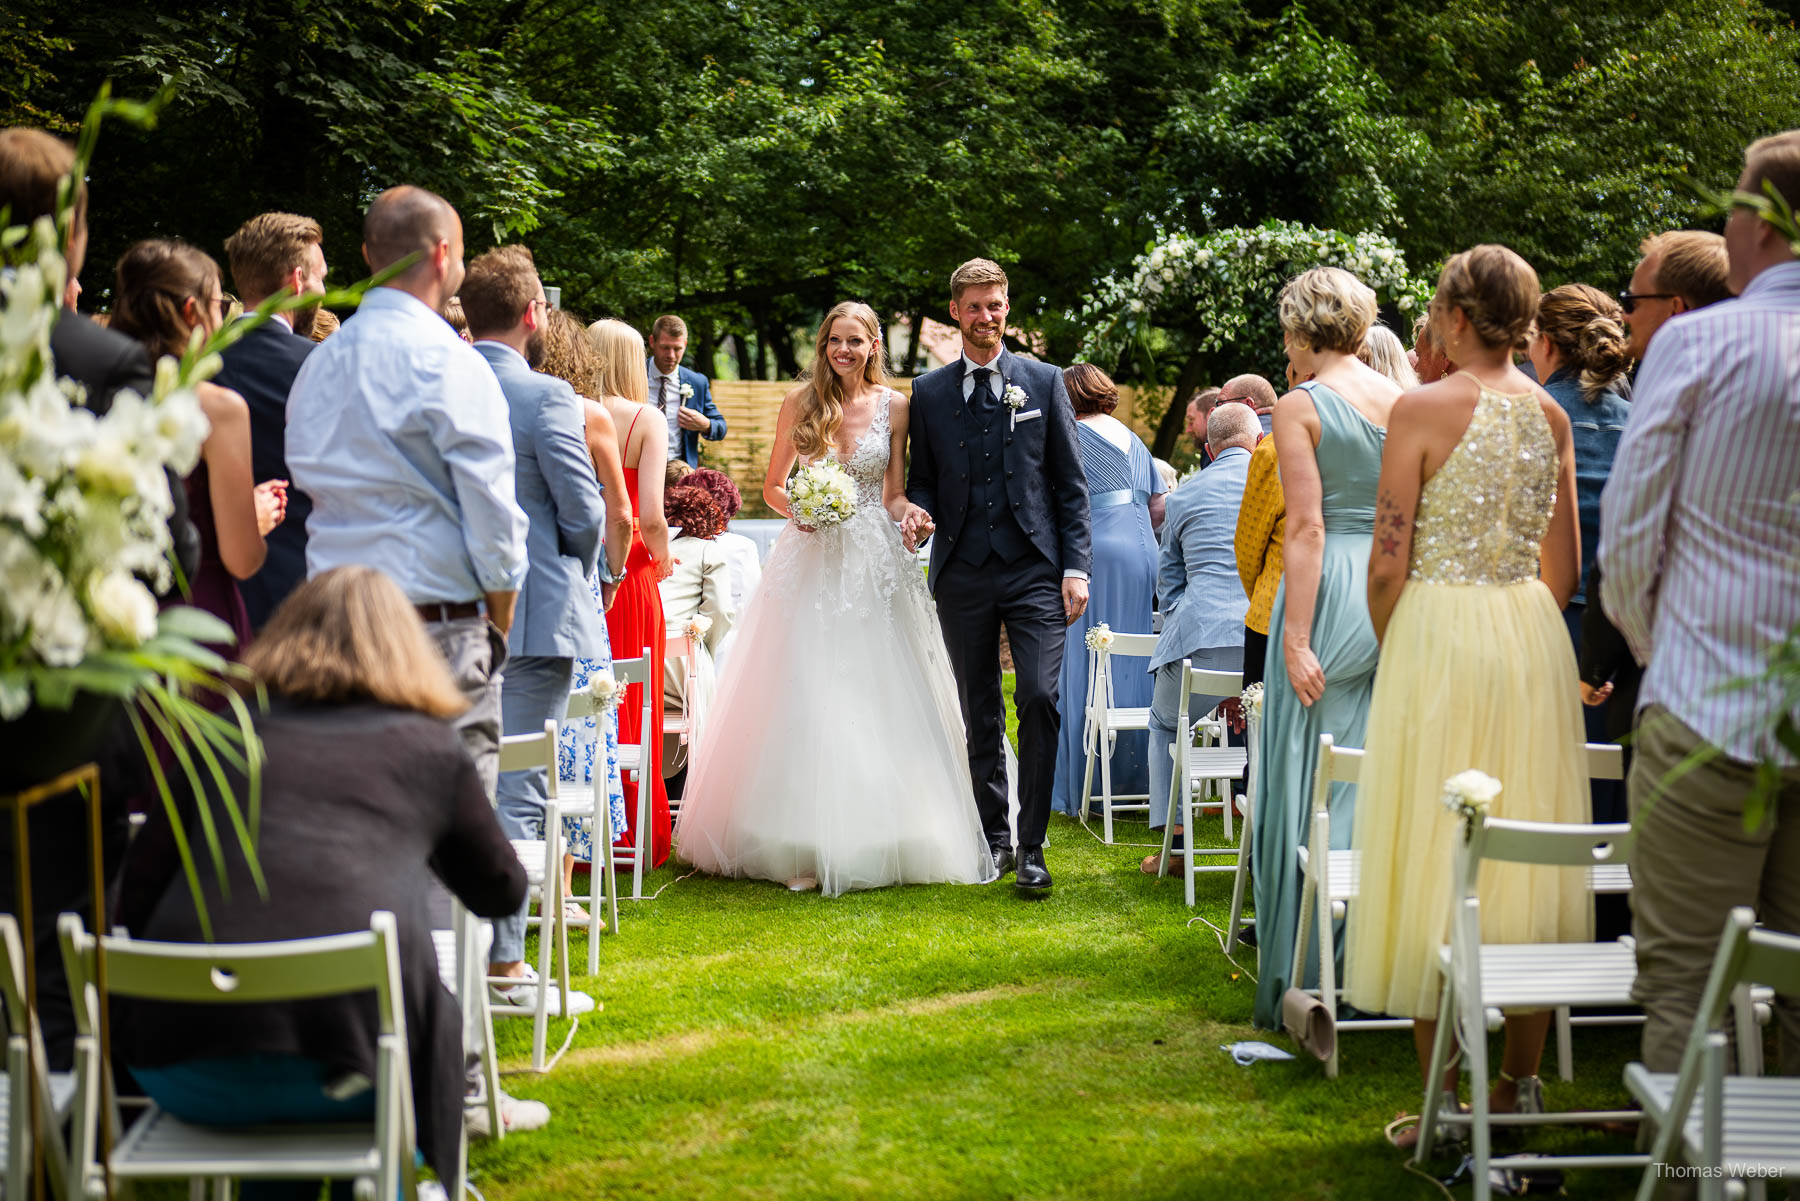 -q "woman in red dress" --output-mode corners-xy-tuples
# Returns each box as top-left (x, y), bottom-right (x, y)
(587, 318), (673, 867)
